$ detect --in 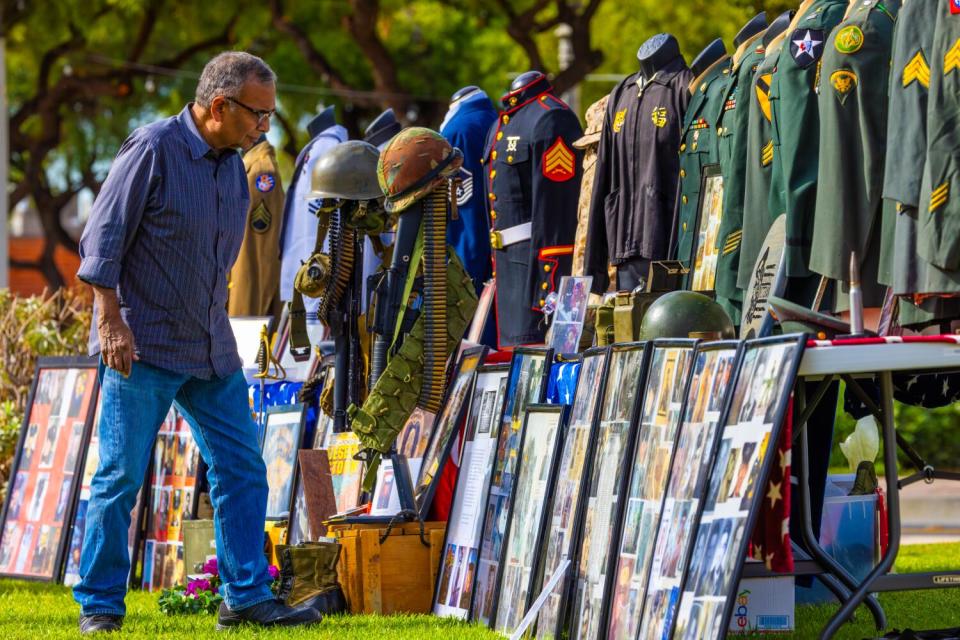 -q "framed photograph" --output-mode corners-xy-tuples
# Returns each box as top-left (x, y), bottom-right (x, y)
(672, 335), (805, 640)
(0, 358), (98, 582)
(566, 343), (651, 640)
(141, 407), (203, 591)
(327, 431), (364, 514)
(548, 276), (593, 355)
(608, 342), (739, 638)
(433, 364), (510, 619)
(604, 340), (697, 640)
(469, 347), (553, 625)
(689, 164), (724, 292)
(369, 406), (442, 516)
(493, 405), (568, 634)
(261, 405), (306, 521)
(413, 346), (488, 519)
(533, 347), (610, 639)
(62, 397), (149, 587)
